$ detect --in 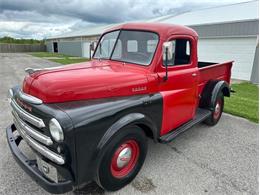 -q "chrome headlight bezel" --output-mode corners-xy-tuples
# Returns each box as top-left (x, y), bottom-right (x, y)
(49, 118), (64, 142)
(8, 89), (14, 103)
